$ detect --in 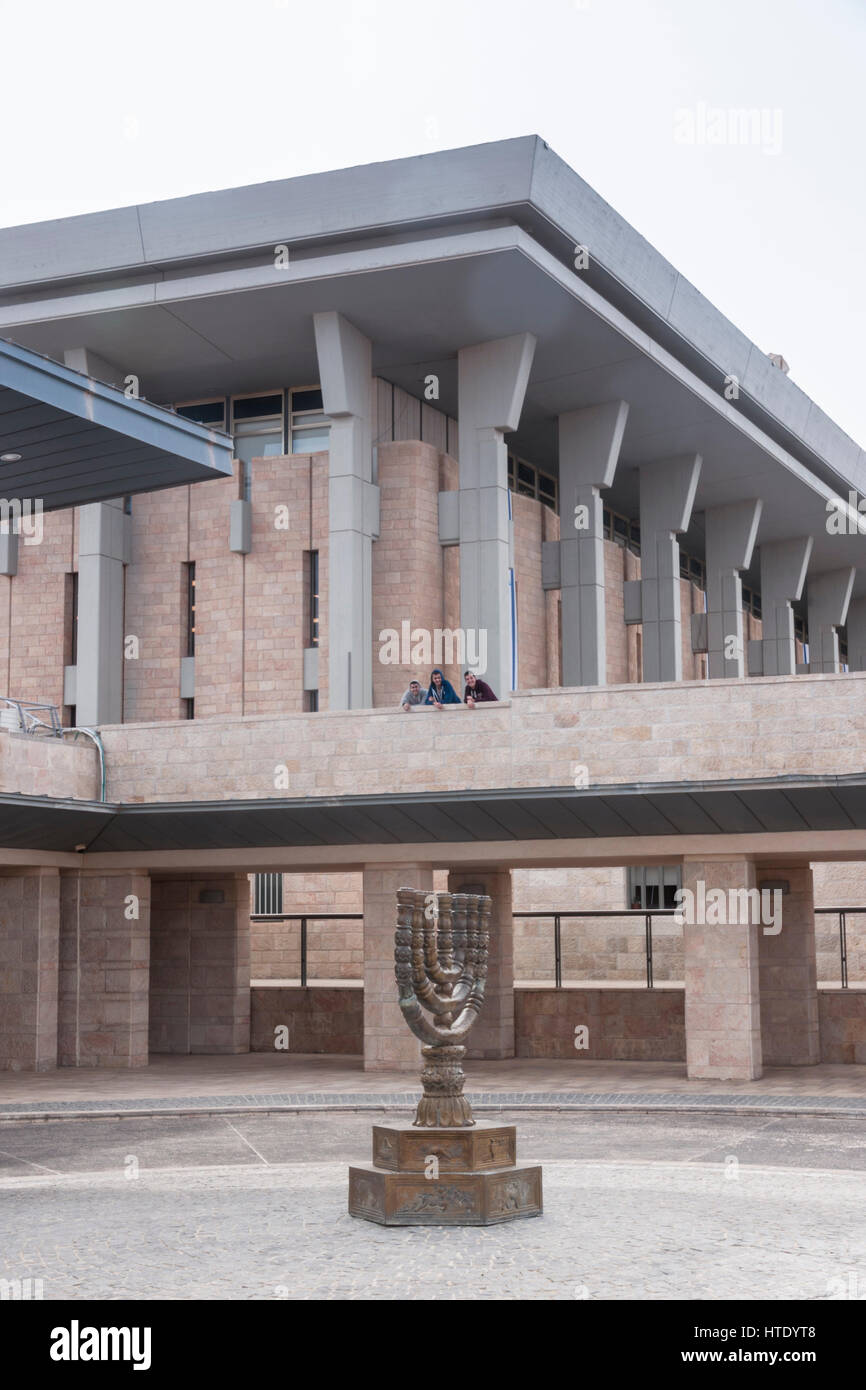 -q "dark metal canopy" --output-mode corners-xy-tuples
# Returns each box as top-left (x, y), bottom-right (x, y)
(0, 338), (234, 510)
(6, 773), (866, 855)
